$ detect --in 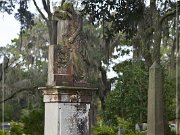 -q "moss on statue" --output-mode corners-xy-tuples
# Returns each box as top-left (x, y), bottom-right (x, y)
(53, 2), (74, 20)
(54, 11), (68, 20)
(62, 2), (74, 12)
